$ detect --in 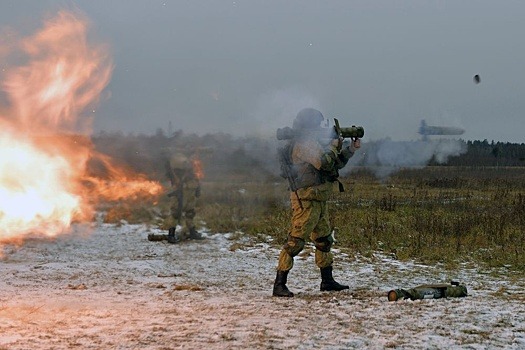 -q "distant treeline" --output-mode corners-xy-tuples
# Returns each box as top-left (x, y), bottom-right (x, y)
(436, 139), (525, 167)
(92, 129), (279, 182)
(91, 130), (525, 182)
